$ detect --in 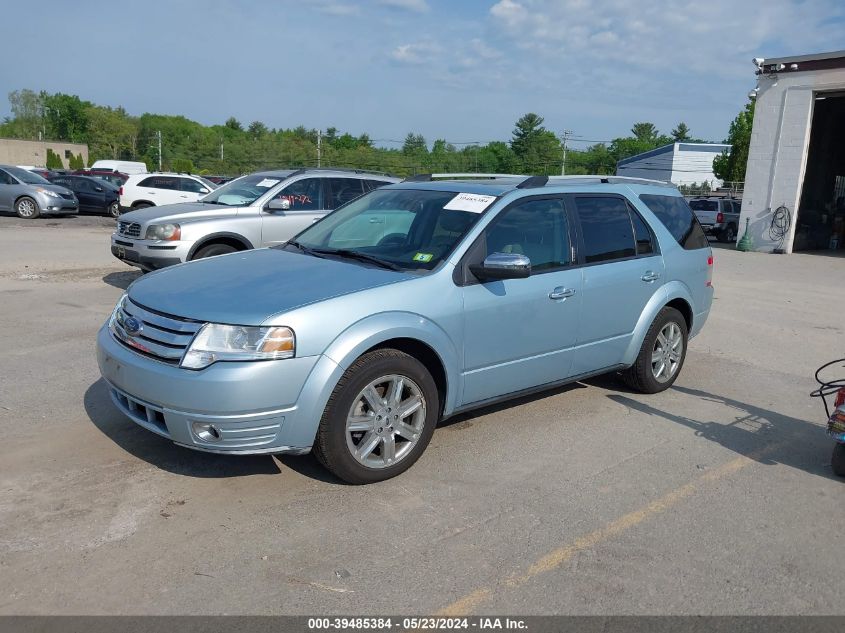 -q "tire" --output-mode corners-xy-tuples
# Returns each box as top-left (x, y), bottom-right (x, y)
(313, 348), (440, 484)
(107, 201), (120, 218)
(192, 243), (238, 260)
(620, 306), (688, 394)
(15, 196), (40, 219)
(720, 224), (736, 243)
(833, 443), (845, 477)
